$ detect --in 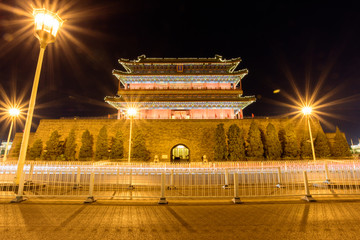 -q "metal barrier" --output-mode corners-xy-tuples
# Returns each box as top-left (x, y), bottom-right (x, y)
(1, 160), (360, 203)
